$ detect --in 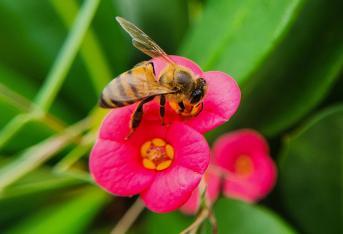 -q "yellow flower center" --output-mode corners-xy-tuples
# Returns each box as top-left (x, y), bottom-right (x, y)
(140, 138), (174, 171)
(234, 155), (254, 177)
